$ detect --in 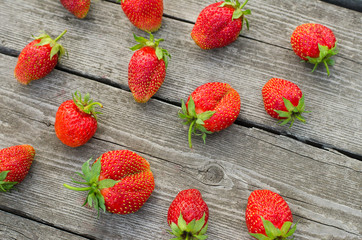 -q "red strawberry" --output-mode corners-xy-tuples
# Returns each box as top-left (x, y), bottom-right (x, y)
(120, 0), (163, 32)
(291, 23), (338, 76)
(191, 0), (251, 49)
(179, 82), (241, 148)
(167, 189), (209, 240)
(64, 150), (155, 215)
(245, 190), (297, 240)
(55, 91), (102, 147)
(262, 78), (309, 127)
(0, 145), (35, 192)
(128, 32), (171, 103)
(60, 0), (91, 19)
(14, 30), (67, 85)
